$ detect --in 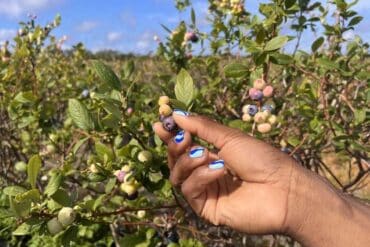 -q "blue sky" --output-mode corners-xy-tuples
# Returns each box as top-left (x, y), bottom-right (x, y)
(0, 0), (369, 54)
